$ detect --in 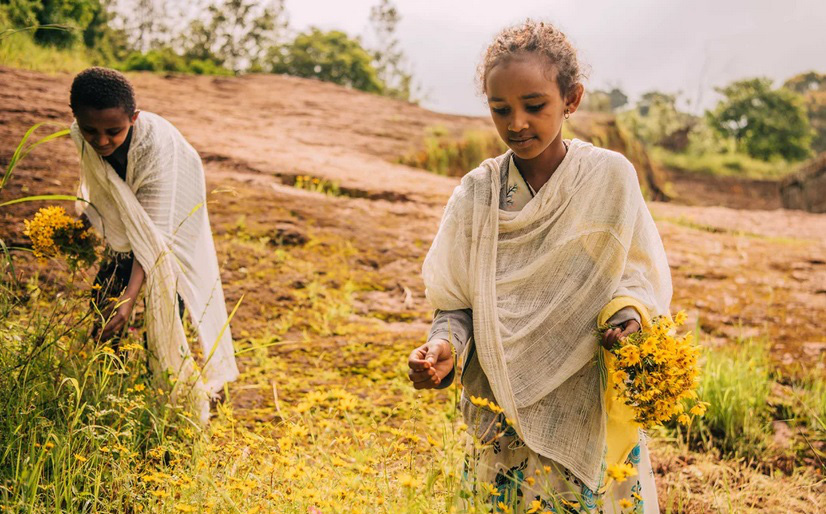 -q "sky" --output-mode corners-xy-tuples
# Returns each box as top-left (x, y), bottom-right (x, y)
(285, 0), (826, 116)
